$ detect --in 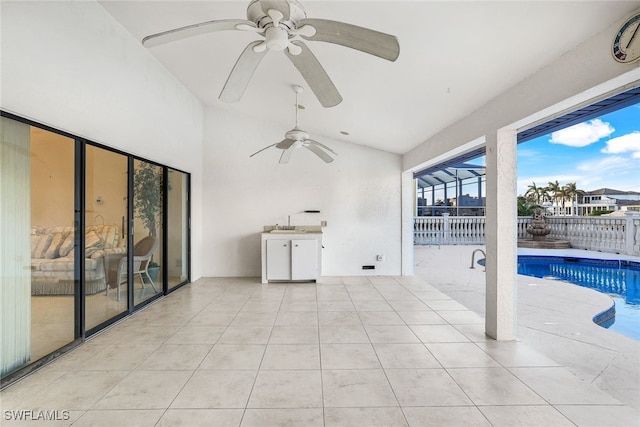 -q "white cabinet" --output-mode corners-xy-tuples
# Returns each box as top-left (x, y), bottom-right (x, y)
(291, 239), (318, 280)
(266, 239), (292, 280)
(261, 232), (322, 283)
